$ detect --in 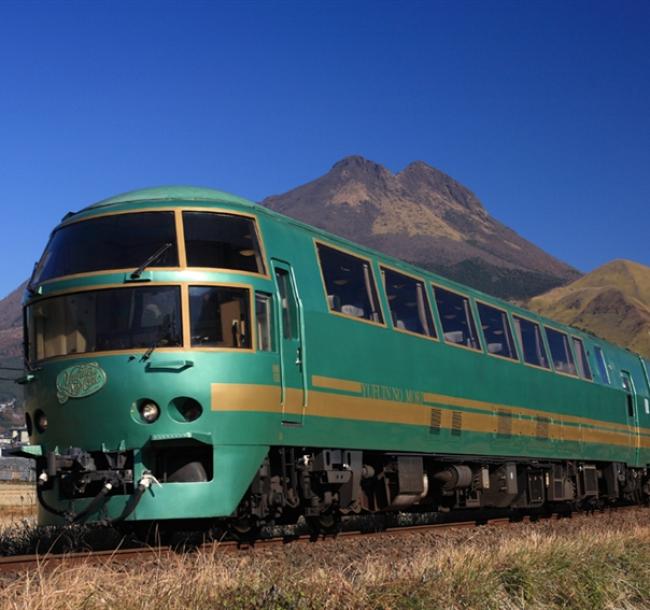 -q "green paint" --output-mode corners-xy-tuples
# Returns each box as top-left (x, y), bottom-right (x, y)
(23, 186), (650, 524)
